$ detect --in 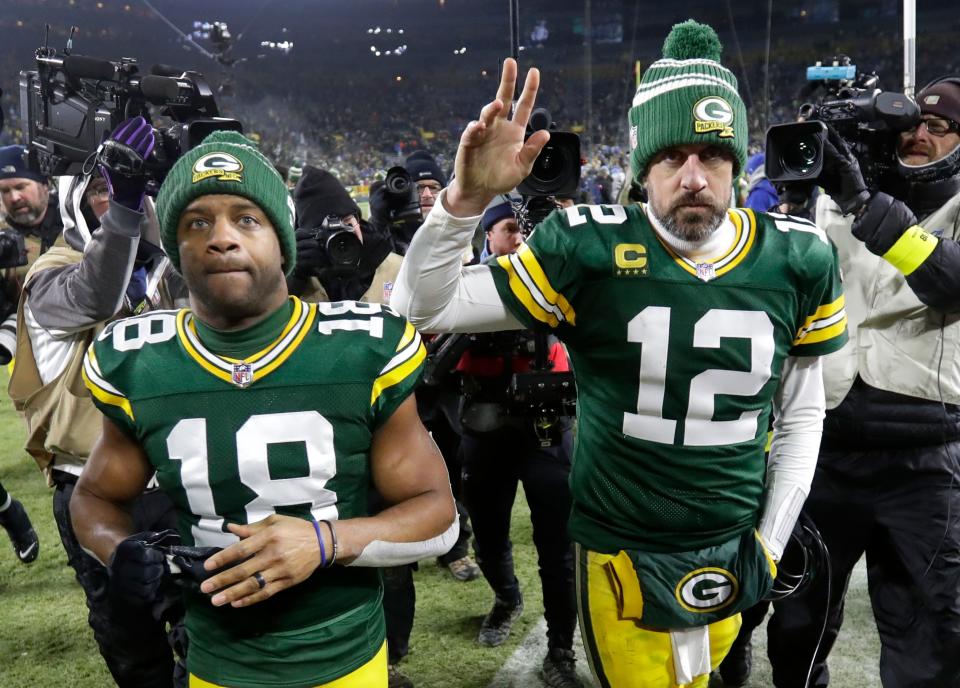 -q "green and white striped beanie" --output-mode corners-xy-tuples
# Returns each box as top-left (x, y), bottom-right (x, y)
(629, 20), (747, 180)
